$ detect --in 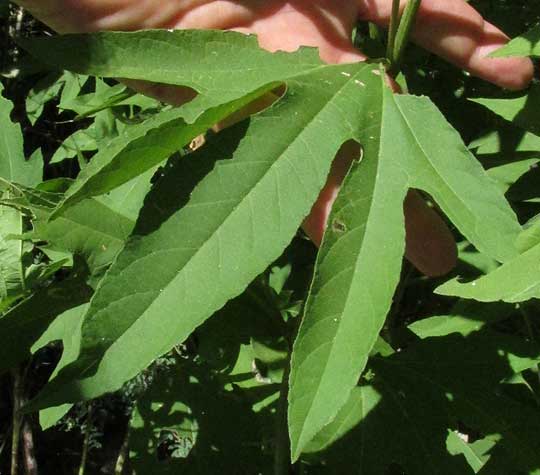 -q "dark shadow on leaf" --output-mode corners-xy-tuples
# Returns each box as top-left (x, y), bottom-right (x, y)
(135, 119), (250, 236)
